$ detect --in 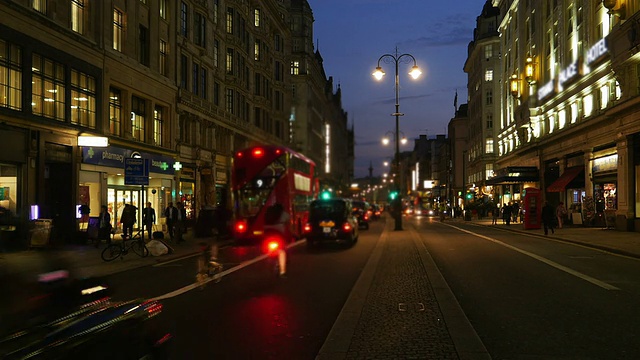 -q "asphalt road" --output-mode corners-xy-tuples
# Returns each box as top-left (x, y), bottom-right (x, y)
(410, 216), (640, 359)
(103, 219), (385, 359)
